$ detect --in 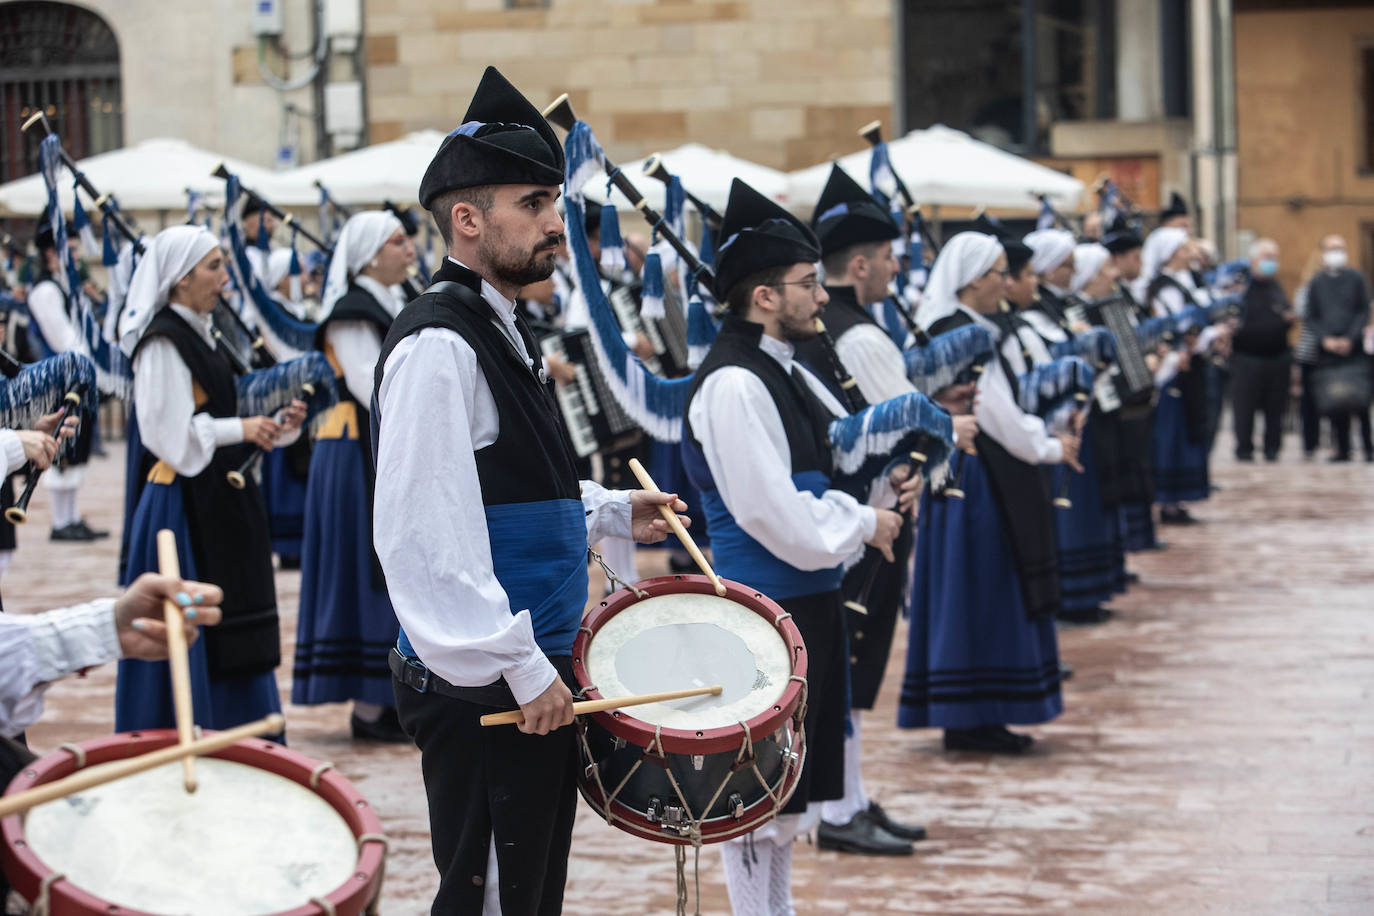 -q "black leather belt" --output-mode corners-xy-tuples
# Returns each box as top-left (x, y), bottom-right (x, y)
(389, 647), (575, 709)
